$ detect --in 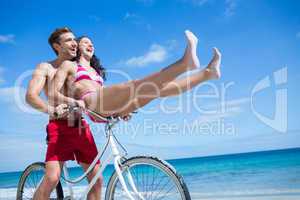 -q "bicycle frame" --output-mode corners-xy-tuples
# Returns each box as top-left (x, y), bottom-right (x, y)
(59, 110), (143, 200)
(25, 107), (189, 200)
